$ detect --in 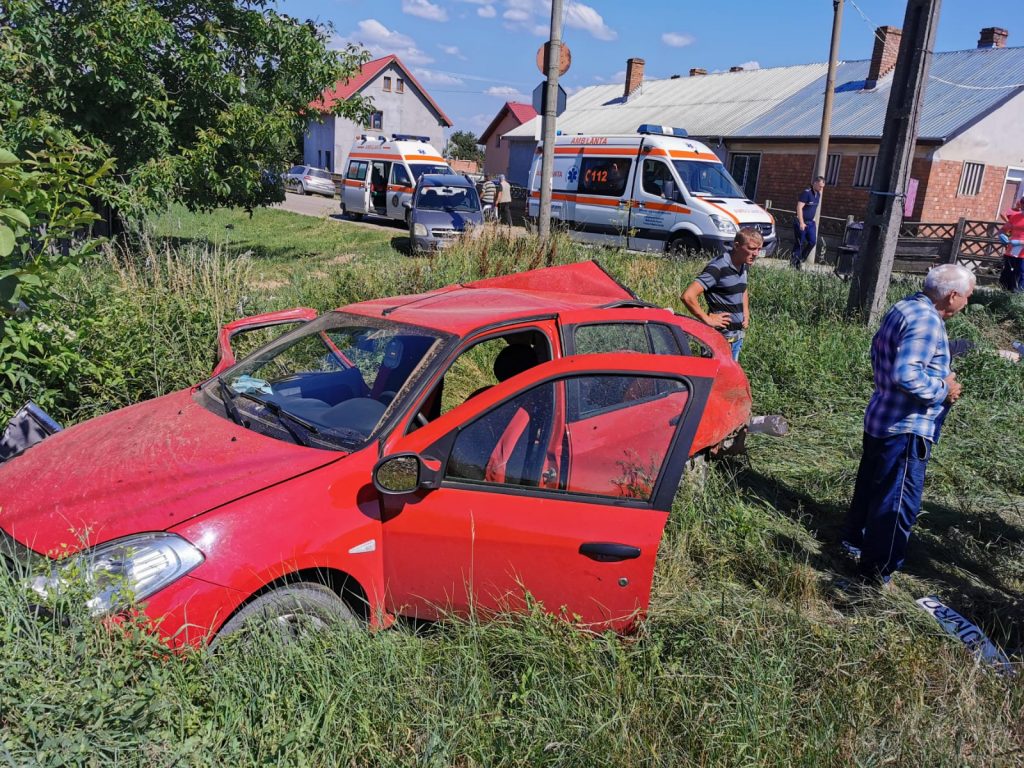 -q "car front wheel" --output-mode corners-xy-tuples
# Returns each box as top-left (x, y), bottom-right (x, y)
(213, 582), (355, 646)
(667, 232), (701, 259)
